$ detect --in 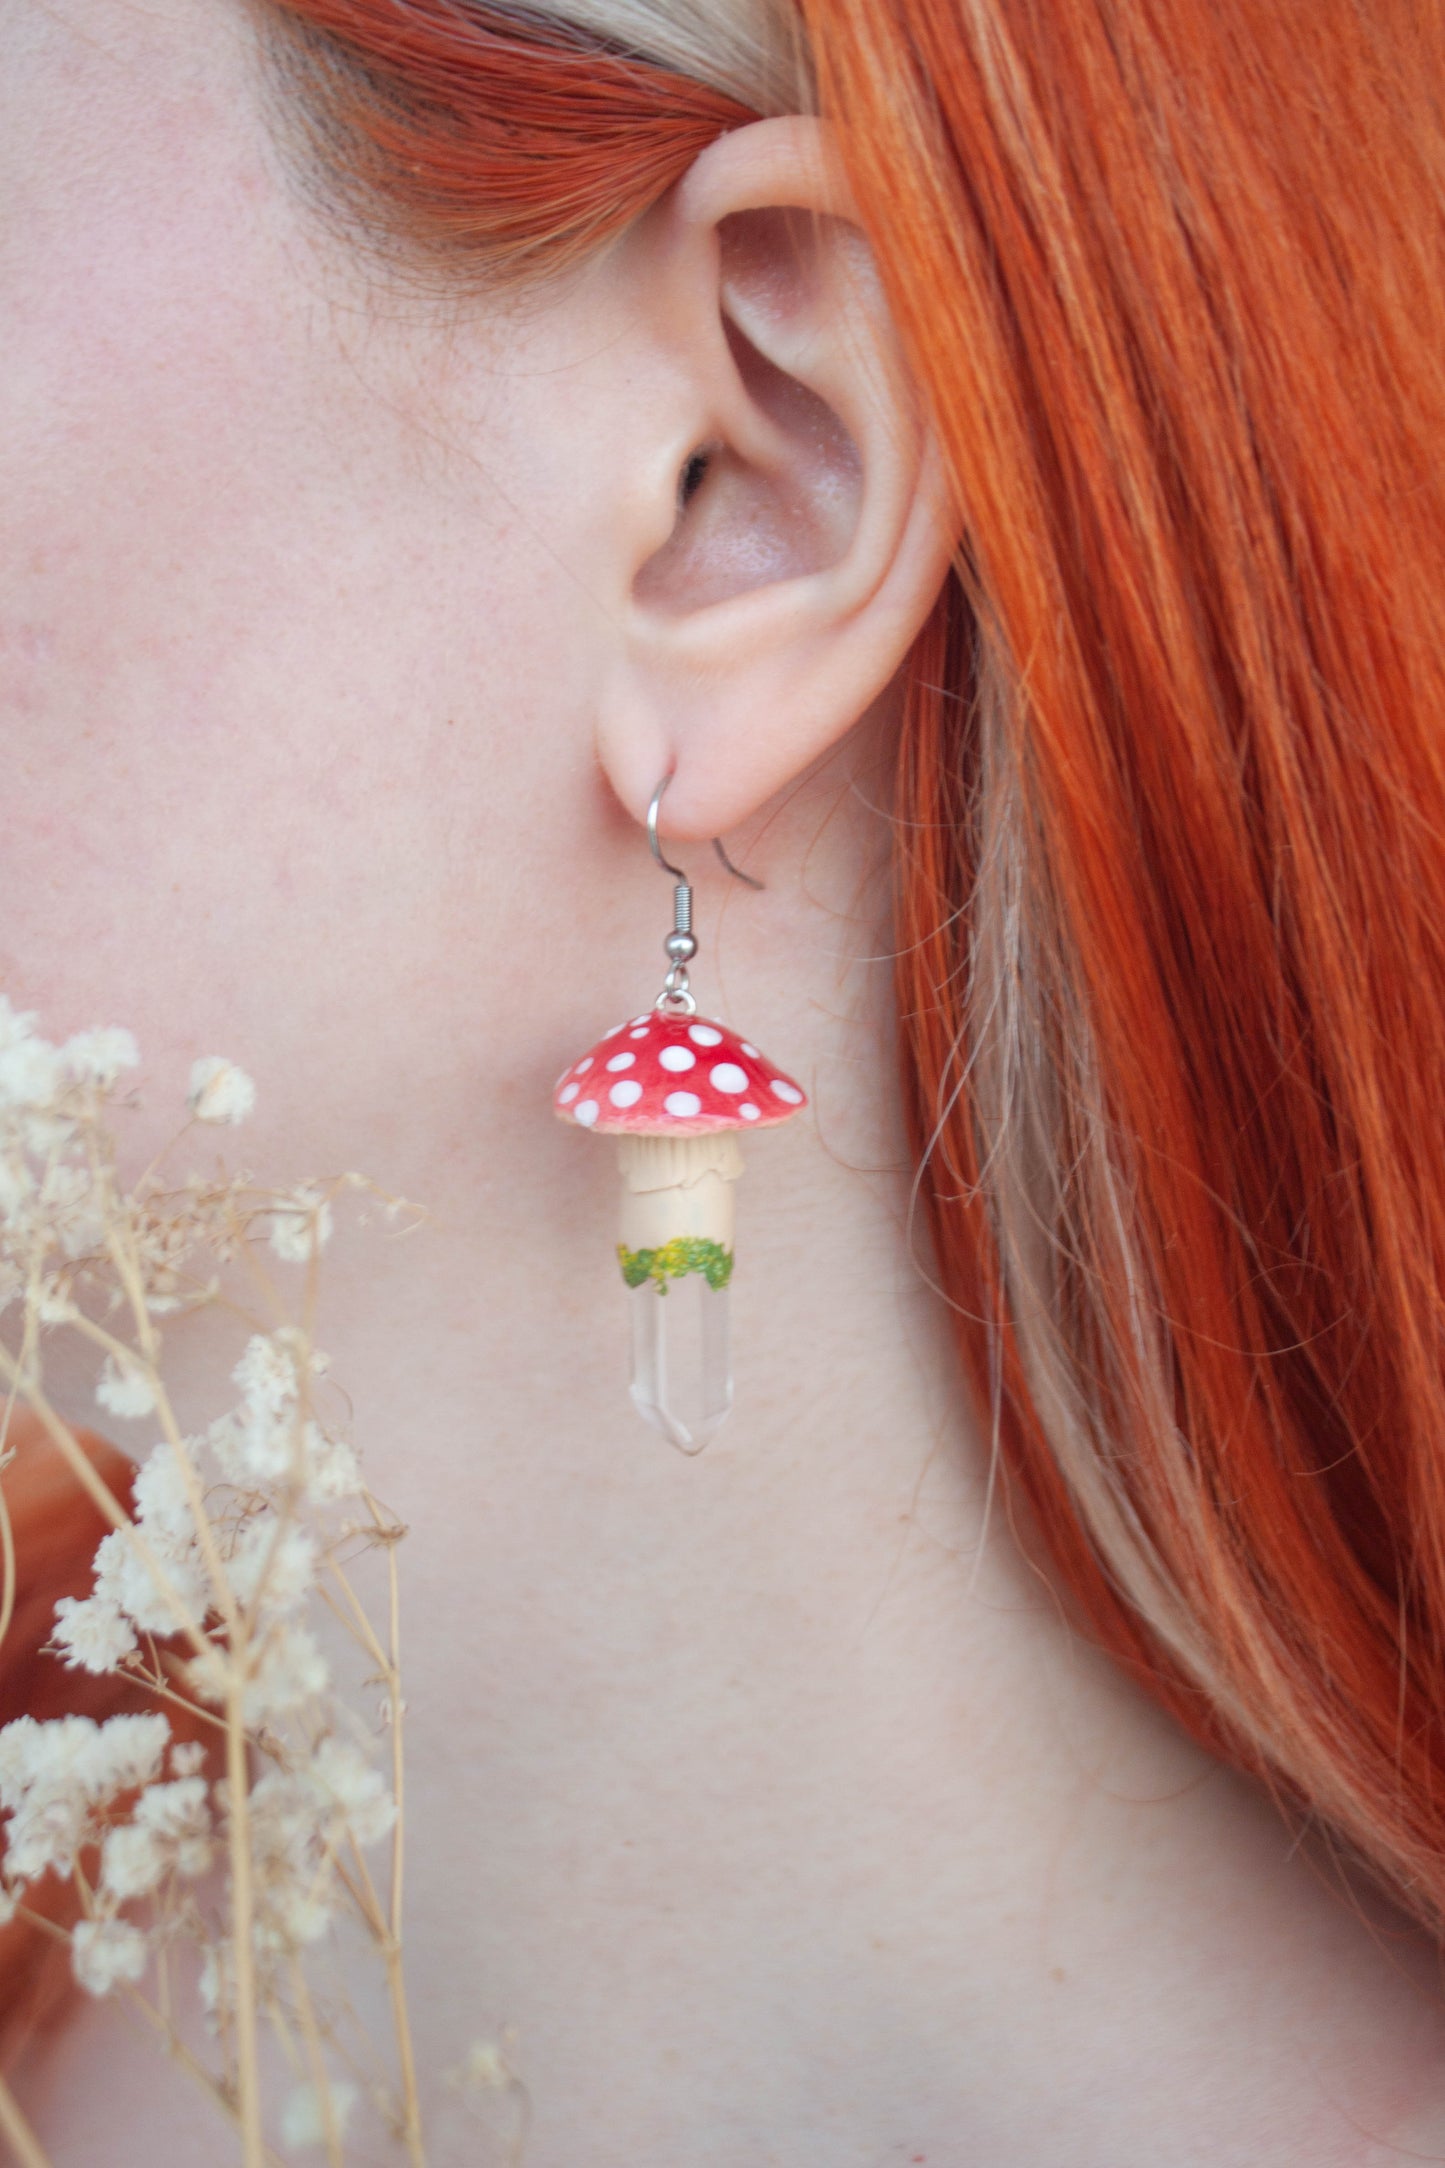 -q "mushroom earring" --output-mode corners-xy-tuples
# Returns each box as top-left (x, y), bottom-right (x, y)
(552, 775), (807, 1455)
